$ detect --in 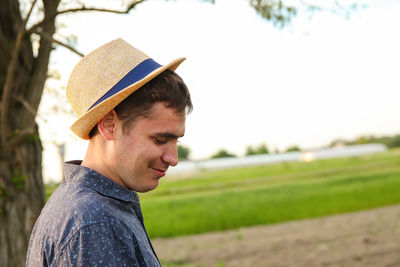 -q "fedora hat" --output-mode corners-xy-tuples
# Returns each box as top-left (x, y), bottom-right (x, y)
(66, 38), (185, 139)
